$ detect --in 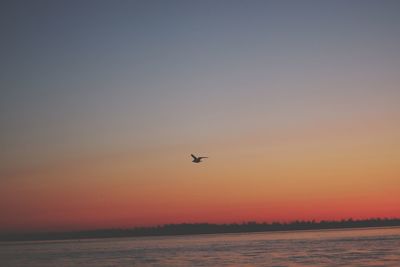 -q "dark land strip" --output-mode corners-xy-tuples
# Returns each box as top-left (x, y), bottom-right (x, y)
(1, 218), (399, 242)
